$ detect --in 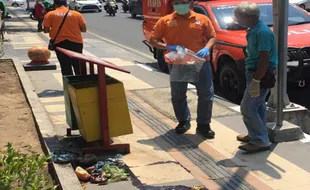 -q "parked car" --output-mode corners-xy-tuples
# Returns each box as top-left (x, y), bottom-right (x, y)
(142, 0), (310, 103)
(128, 0), (142, 18)
(290, 0), (310, 10)
(69, 0), (102, 12)
(3, 0), (25, 7)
